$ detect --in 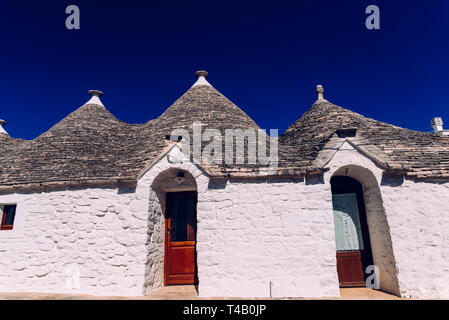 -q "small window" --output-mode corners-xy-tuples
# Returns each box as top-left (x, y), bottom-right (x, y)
(1, 205), (16, 230)
(336, 128), (357, 138)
